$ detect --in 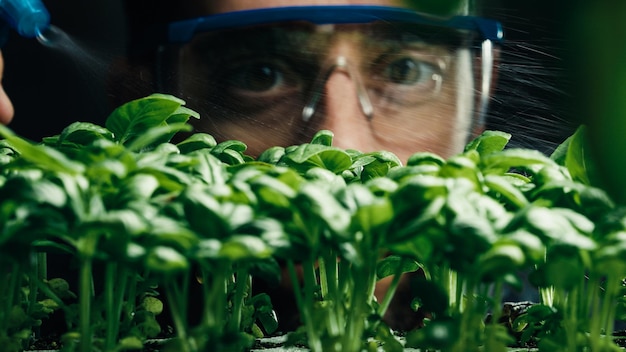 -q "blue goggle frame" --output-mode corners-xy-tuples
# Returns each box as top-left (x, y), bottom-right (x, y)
(166, 5), (504, 45)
